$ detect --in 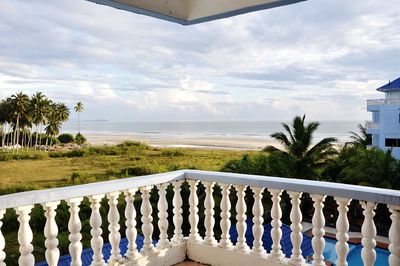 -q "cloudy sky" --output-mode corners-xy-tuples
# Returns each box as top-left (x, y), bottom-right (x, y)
(0, 0), (399, 122)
